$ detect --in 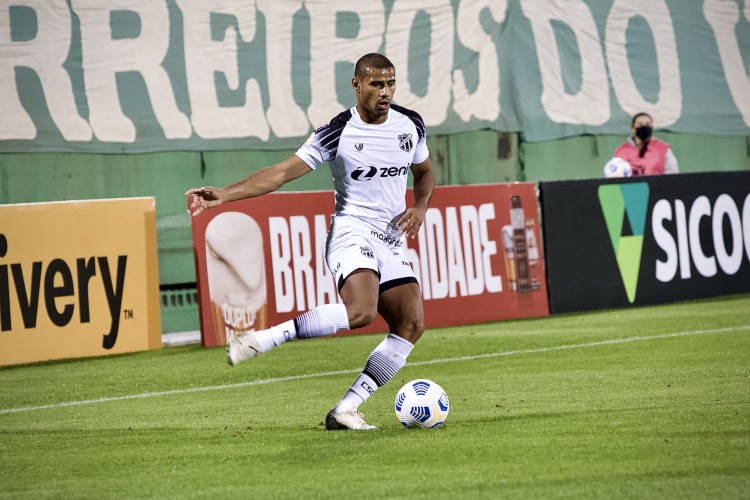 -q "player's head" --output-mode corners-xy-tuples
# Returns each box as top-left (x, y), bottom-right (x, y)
(354, 53), (394, 79)
(352, 53), (396, 125)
